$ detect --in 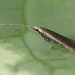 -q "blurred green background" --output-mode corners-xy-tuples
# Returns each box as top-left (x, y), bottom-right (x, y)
(0, 0), (75, 75)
